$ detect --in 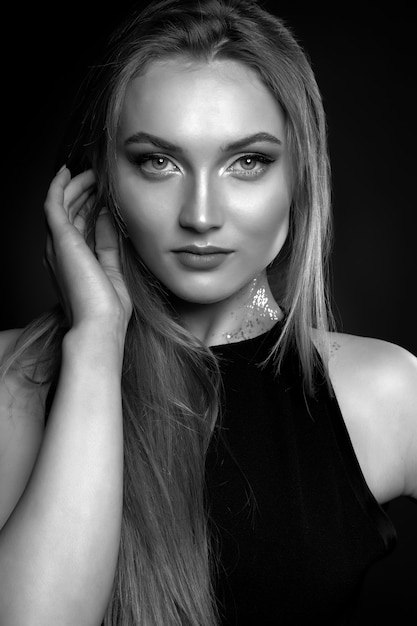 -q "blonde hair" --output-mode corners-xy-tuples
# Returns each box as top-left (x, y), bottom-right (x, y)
(2, 1), (334, 624)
